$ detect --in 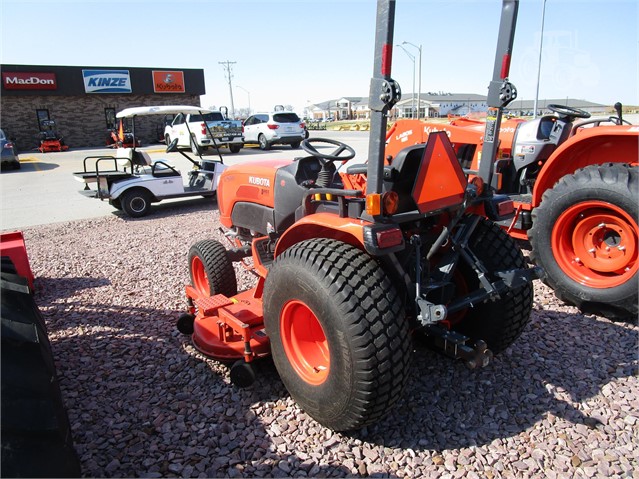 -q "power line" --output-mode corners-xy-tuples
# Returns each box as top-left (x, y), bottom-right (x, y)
(219, 60), (236, 118)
